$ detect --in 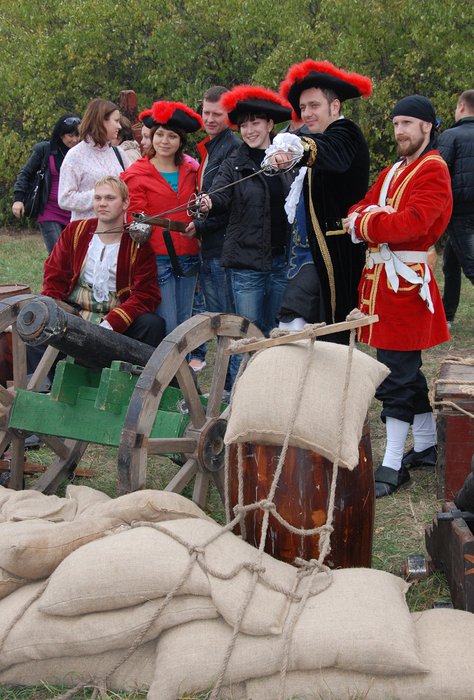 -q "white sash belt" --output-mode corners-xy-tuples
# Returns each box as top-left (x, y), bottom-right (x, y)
(367, 243), (434, 313)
